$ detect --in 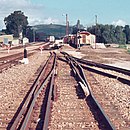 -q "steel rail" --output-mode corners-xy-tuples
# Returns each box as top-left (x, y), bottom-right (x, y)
(0, 52), (35, 72)
(73, 56), (130, 76)
(62, 52), (115, 130)
(61, 51), (130, 76)
(59, 54), (130, 86)
(10, 52), (53, 130)
(20, 52), (56, 130)
(42, 52), (57, 130)
(82, 64), (130, 86)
